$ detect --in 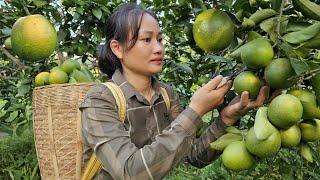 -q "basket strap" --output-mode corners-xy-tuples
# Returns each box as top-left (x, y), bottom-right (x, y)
(104, 82), (127, 123)
(81, 82), (126, 180)
(160, 87), (170, 111)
